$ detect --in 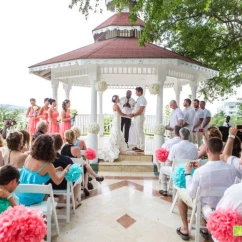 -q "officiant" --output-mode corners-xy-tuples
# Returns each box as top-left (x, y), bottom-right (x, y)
(119, 90), (135, 147)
